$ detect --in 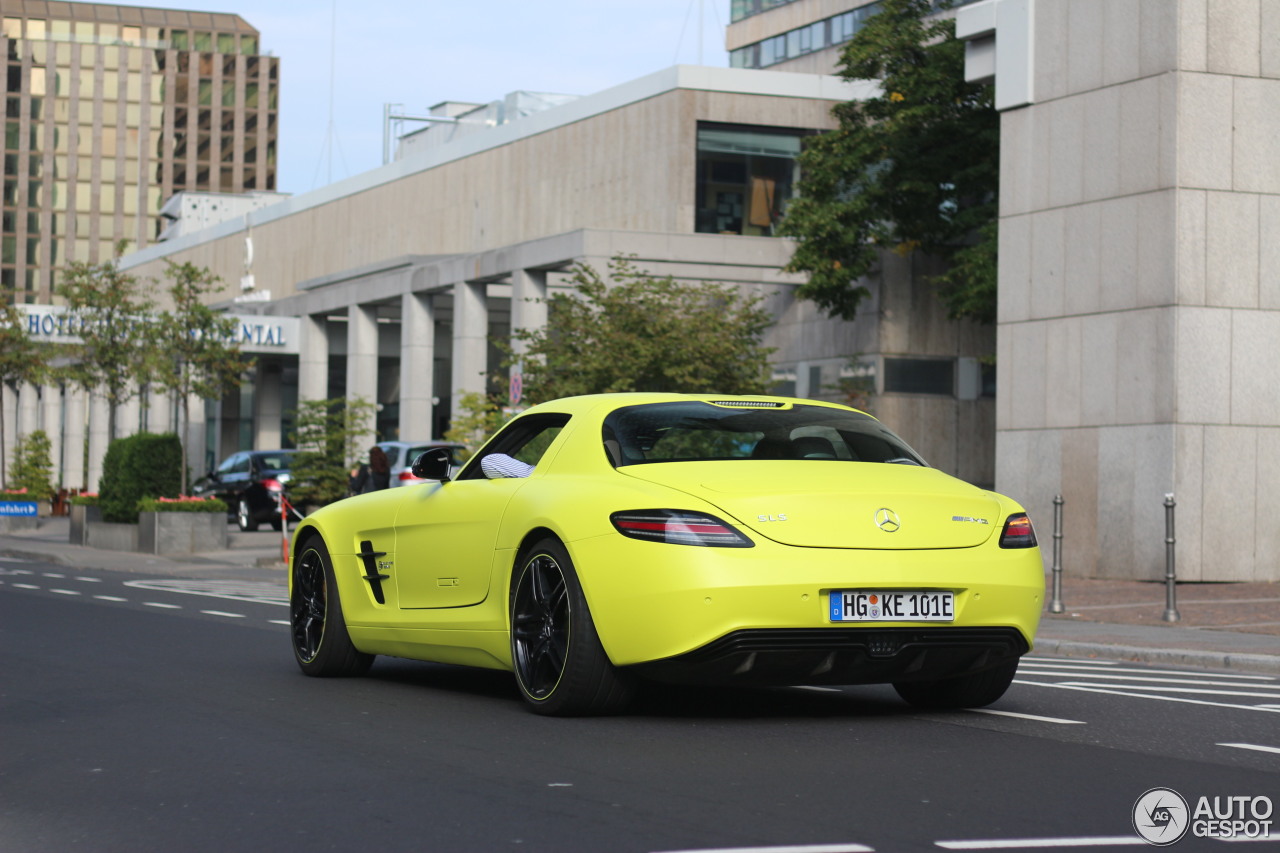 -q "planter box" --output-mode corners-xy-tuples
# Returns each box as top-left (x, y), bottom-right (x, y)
(138, 511), (227, 555)
(85, 520), (139, 552)
(69, 504), (103, 545)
